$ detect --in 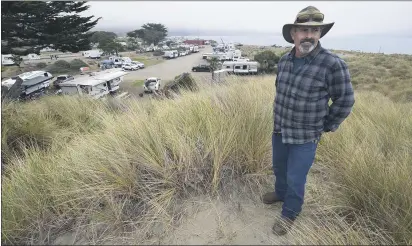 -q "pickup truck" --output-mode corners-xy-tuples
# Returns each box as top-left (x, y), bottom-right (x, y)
(192, 64), (211, 72)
